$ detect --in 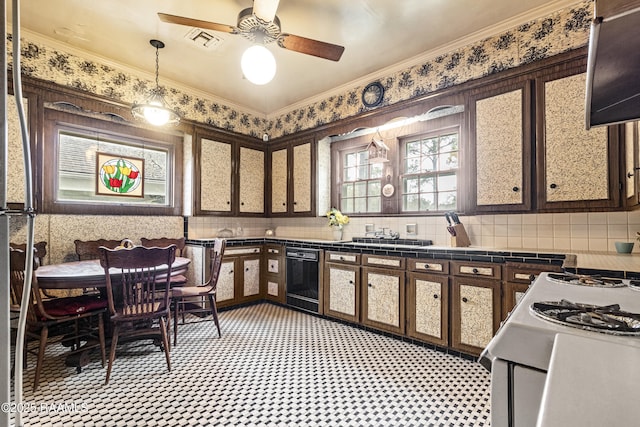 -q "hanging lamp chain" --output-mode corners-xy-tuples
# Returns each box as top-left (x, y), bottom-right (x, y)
(154, 45), (160, 89)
